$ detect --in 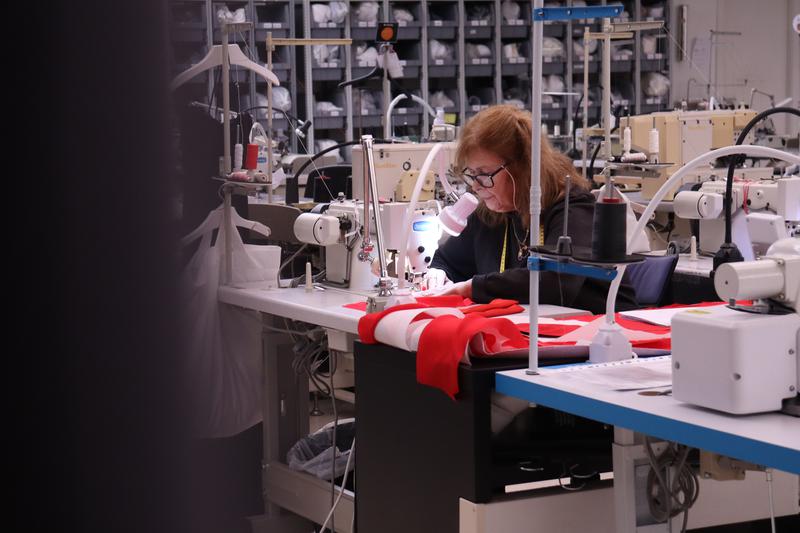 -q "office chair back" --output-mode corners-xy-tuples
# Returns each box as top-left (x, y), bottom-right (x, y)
(305, 165), (352, 202)
(622, 254), (679, 307)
